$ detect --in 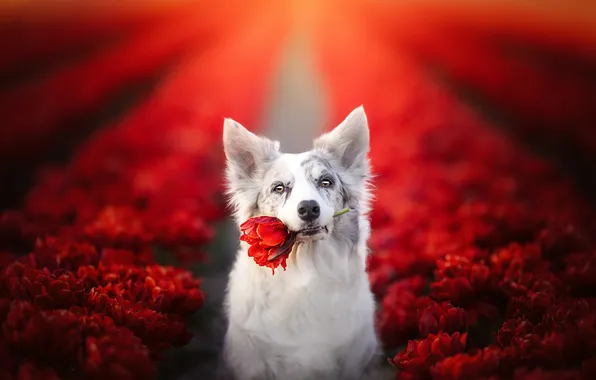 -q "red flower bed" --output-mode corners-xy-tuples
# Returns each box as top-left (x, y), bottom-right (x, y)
(0, 239), (201, 378)
(1, 0), (287, 262)
(313, 1), (596, 378)
(3, 0), (594, 378)
(0, 1), (201, 73)
(359, 0), (596, 157)
(0, 0), (287, 377)
(368, 64), (596, 379)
